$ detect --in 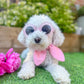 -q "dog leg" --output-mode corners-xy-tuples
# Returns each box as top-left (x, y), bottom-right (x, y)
(45, 64), (71, 84)
(18, 50), (35, 80)
(18, 61), (35, 80)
